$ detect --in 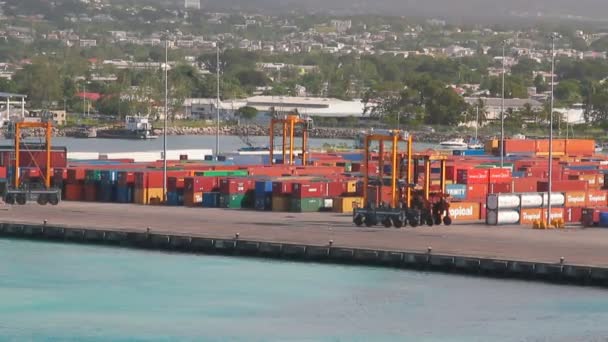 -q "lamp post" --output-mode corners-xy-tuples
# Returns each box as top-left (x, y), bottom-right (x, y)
(215, 44), (220, 160)
(163, 39), (169, 203)
(500, 41), (506, 168)
(547, 33), (558, 224)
